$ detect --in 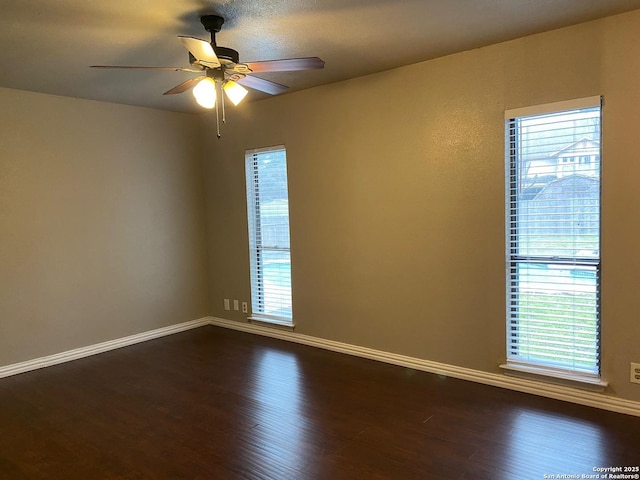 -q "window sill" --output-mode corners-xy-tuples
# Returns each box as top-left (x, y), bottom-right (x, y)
(248, 315), (295, 331)
(500, 362), (608, 392)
